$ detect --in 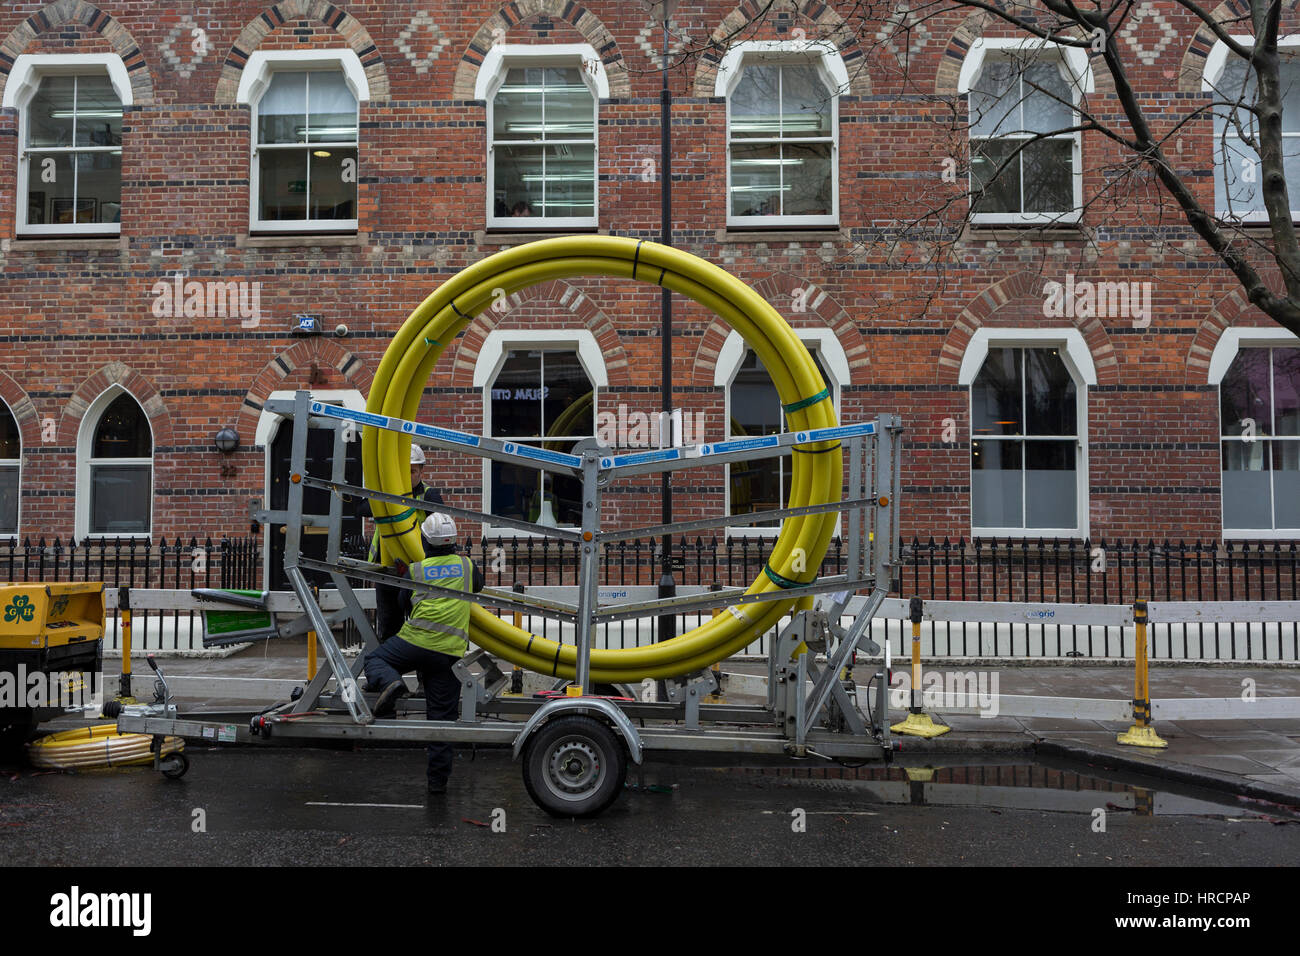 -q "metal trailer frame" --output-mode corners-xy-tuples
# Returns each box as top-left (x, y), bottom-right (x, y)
(119, 390), (906, 814)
